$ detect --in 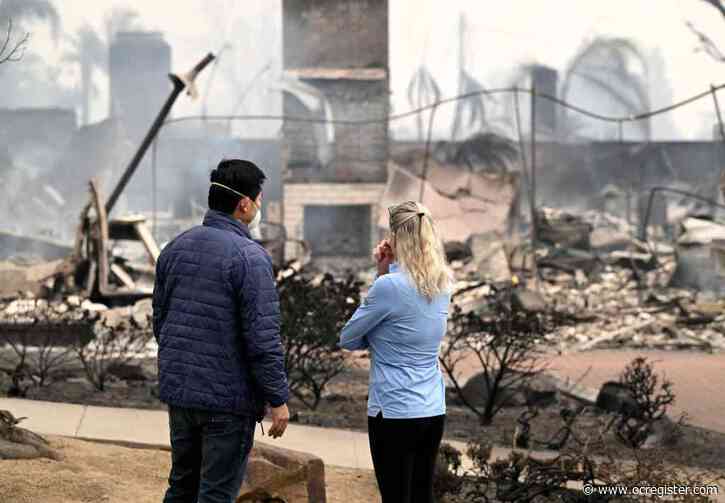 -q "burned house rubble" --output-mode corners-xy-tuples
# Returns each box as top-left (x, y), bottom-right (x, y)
(3, 0), (725, 422)
(5, 68), (725, 363)
(0, 107), (79, 243)
(451, 205), (725, 353)
(0, 31), (171, 246)
(8, 2), (725, 501)
(3, 121), (725, 361)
